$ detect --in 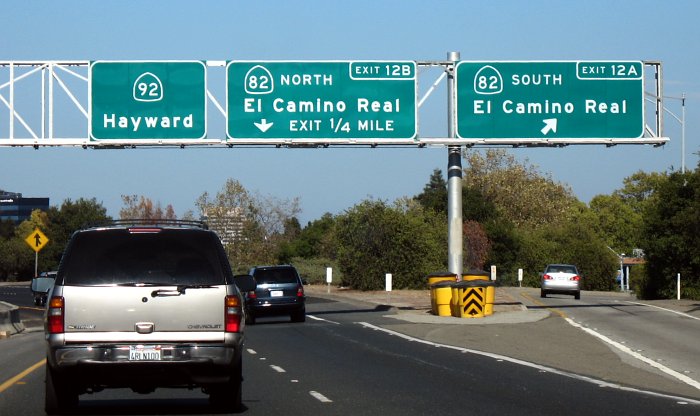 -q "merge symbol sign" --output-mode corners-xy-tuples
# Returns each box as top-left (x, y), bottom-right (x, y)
(25, 227), (49, 253)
